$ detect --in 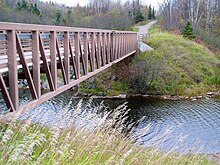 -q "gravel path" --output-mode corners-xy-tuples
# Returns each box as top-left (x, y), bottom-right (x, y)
(135, 20), (158, 52)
